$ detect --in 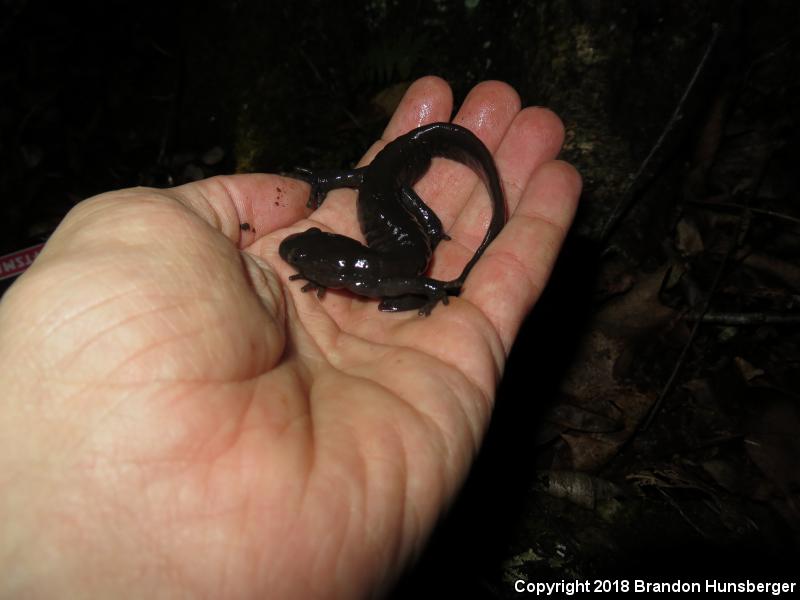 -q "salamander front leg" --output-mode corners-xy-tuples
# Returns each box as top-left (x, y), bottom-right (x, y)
(288, 273), (326, 298)
(289, 167), (367, 209)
